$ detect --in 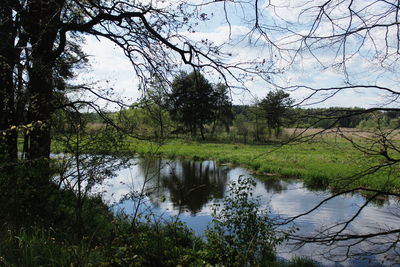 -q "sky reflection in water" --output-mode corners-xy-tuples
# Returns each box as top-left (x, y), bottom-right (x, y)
(96, 158), (400, 267)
